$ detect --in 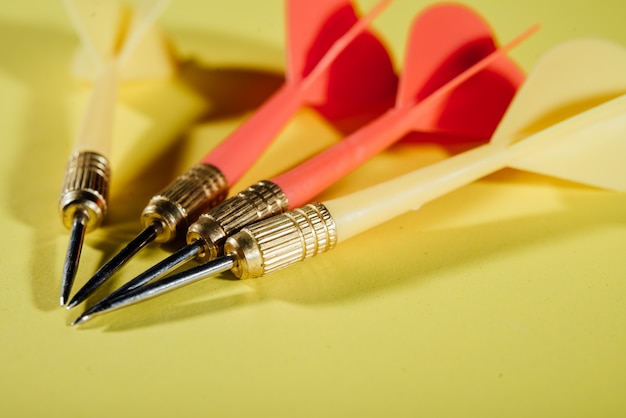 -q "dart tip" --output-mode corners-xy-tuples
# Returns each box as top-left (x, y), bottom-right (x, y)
(71, 314), (91, 326)
(60, 211), (89, 310)
(60, 278), (72, 306)
(60, 267), (74, 306)
(66, 300), (79, 310)
(66, 222), (162, 308)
